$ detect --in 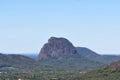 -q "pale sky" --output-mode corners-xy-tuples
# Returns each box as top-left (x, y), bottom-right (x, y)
(0, 0), (120, 55)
